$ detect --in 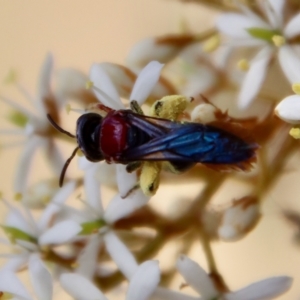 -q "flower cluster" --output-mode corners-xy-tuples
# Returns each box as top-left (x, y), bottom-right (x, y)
(1, 0), (299, 299)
